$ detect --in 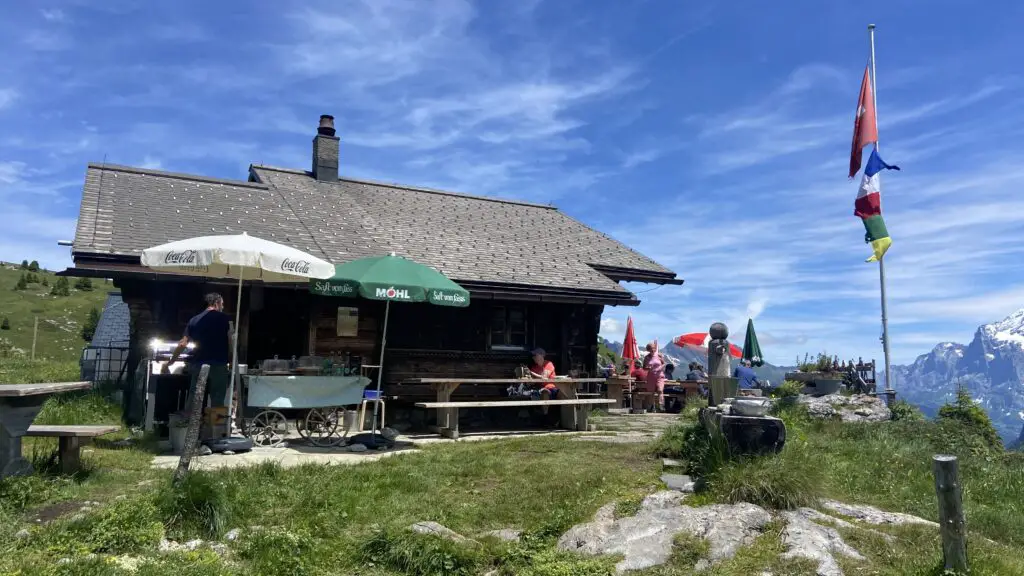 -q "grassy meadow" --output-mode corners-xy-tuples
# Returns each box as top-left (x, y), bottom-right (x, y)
(0, 260), (111, 367)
